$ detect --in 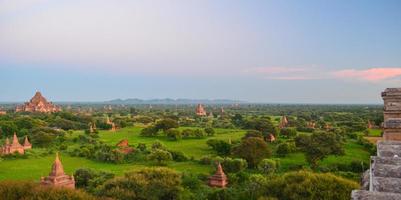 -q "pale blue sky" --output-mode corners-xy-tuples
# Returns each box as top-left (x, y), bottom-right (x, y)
(0, 0), (401, 103)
